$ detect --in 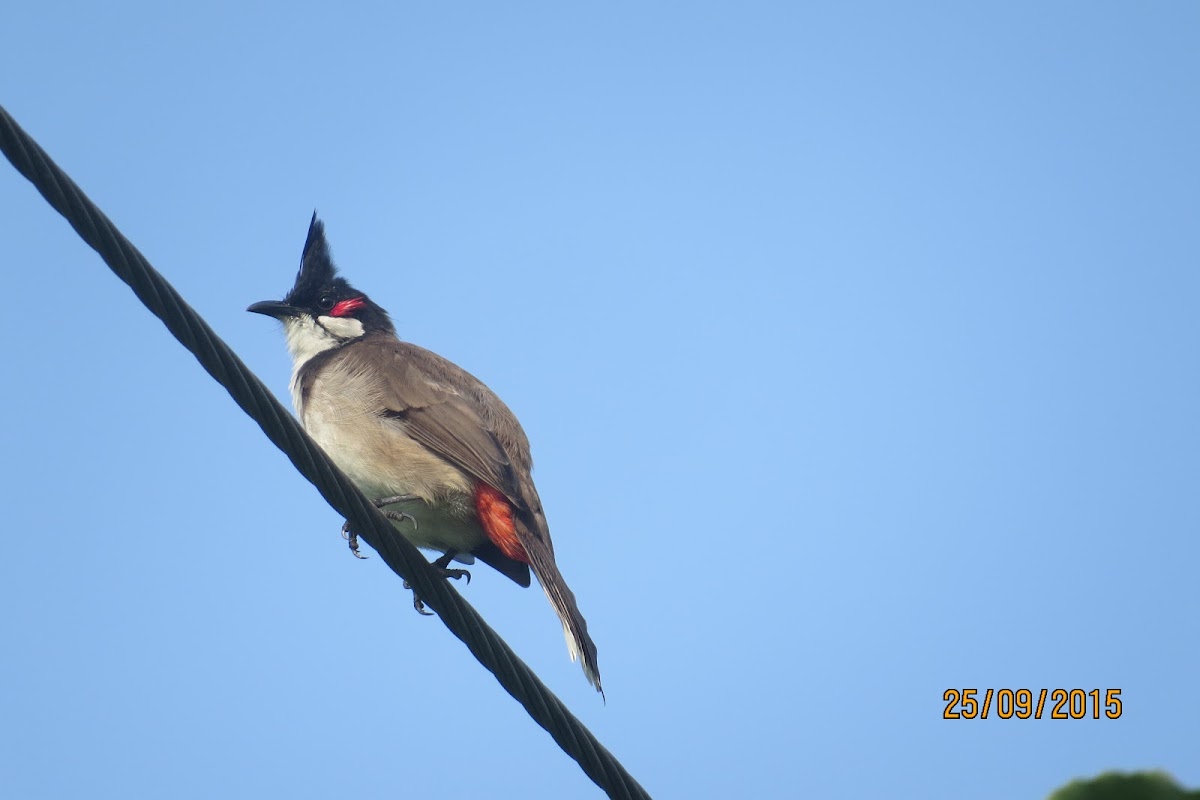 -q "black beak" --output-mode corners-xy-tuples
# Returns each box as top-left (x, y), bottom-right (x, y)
(247, 300), (302, 319)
